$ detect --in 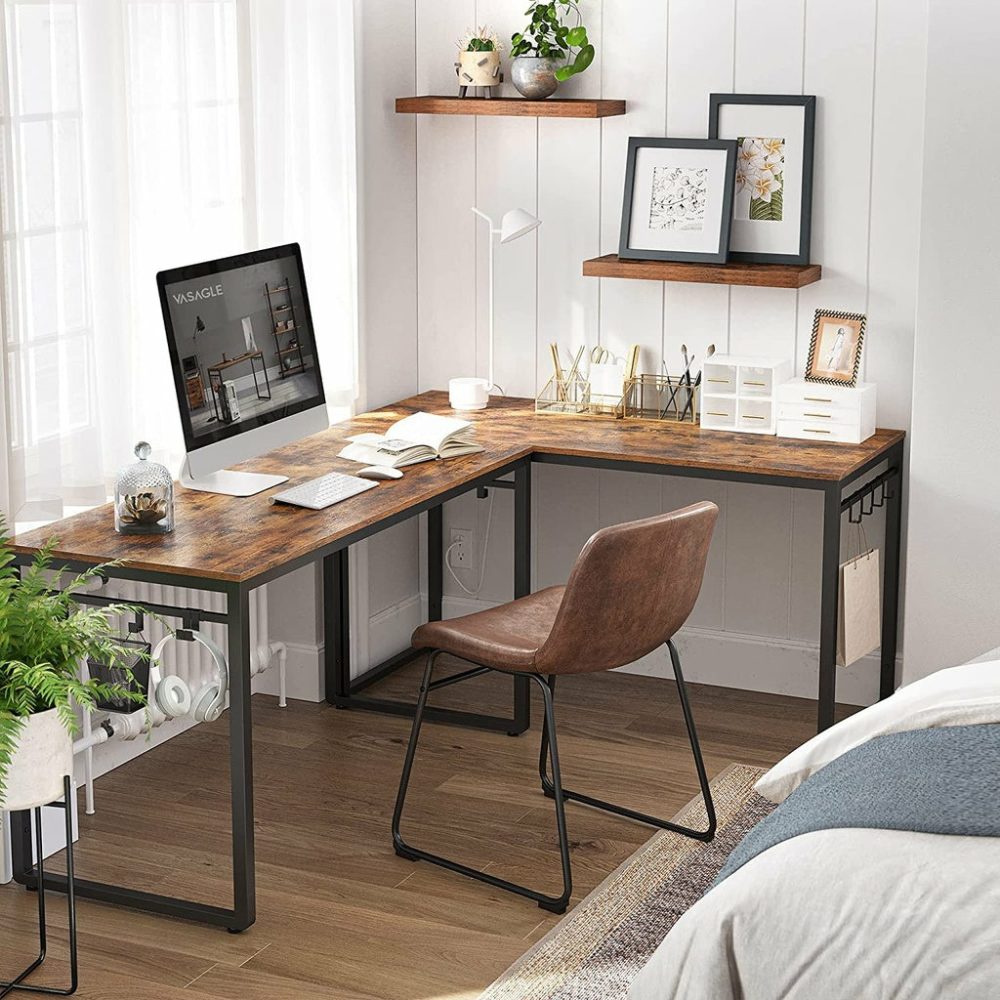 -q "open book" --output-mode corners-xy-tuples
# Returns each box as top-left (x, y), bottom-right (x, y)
(338, 411), (483, 469)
